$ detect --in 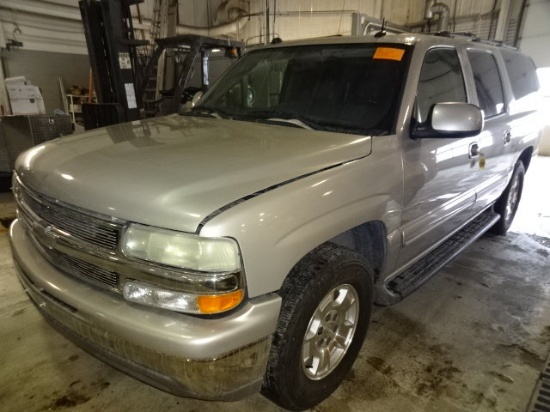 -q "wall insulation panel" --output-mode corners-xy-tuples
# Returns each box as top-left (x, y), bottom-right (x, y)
(3, 49), (91, 114)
